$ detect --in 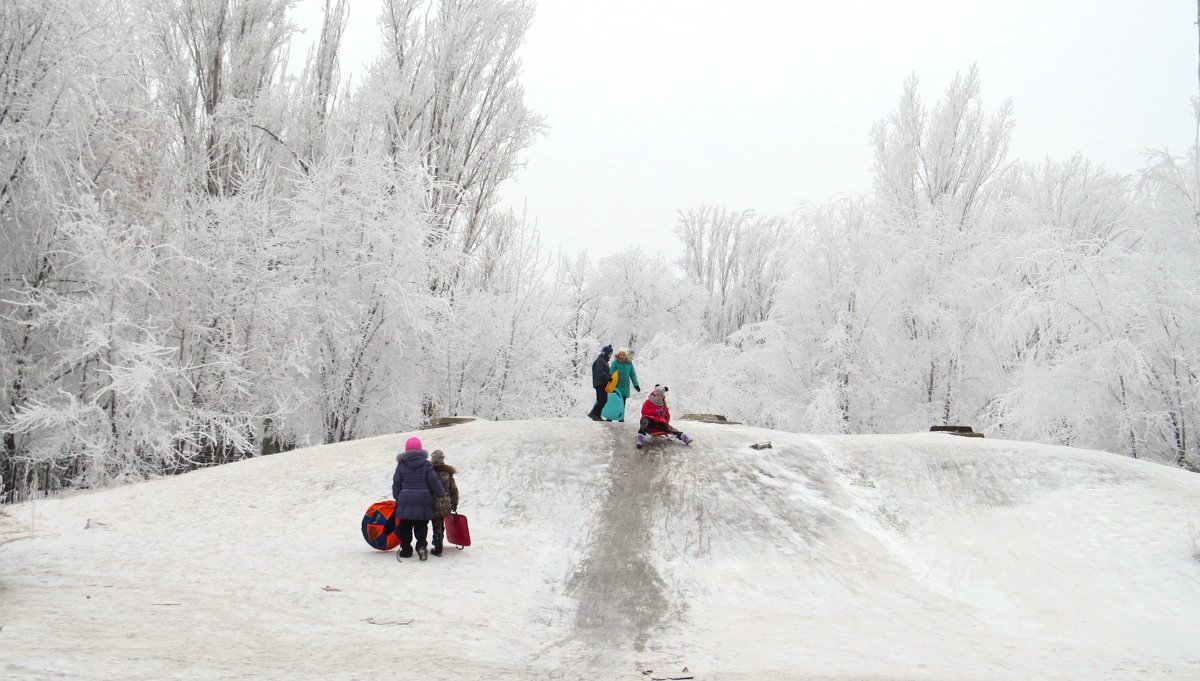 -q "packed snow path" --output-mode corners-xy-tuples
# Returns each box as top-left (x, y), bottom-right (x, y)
(2, 418), (1199, 680)
(566, 426), (674, 656)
